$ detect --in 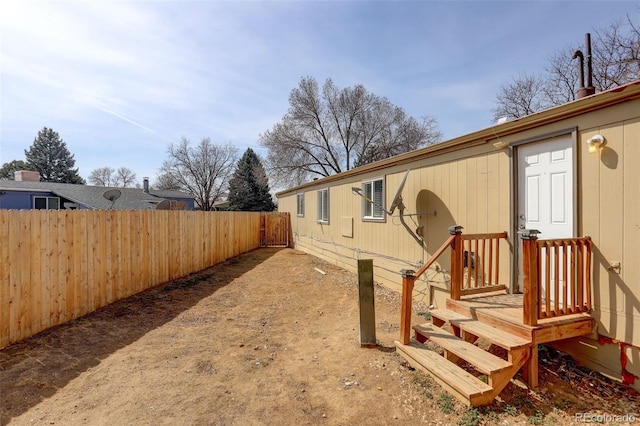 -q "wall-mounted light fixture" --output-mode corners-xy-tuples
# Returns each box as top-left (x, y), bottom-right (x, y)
(493, 141), (508, 149)
(587, 134), (606, 153)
